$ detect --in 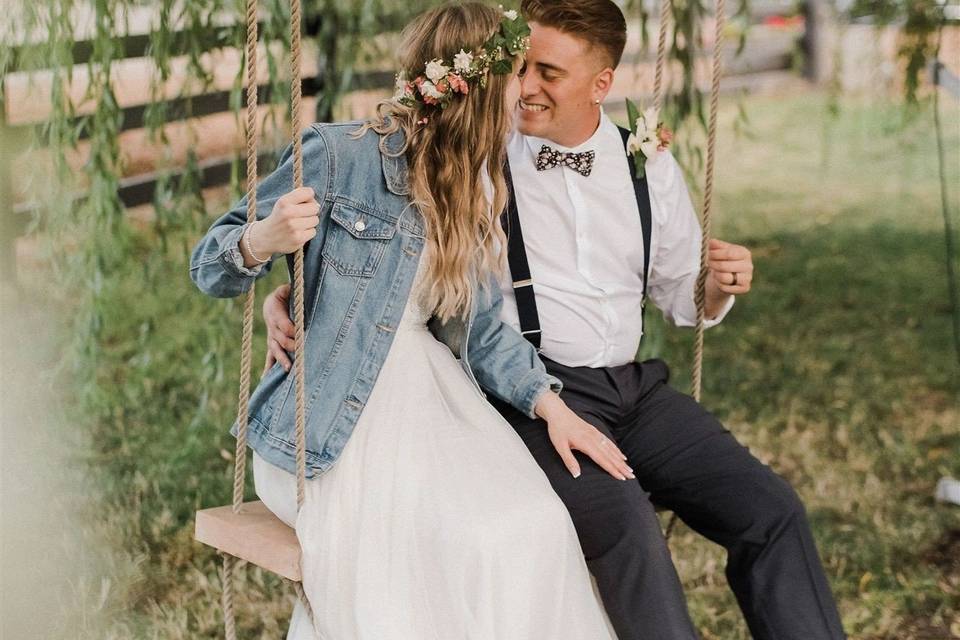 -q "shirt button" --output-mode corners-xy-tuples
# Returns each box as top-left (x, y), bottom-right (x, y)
(354, 220), (366, 232)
